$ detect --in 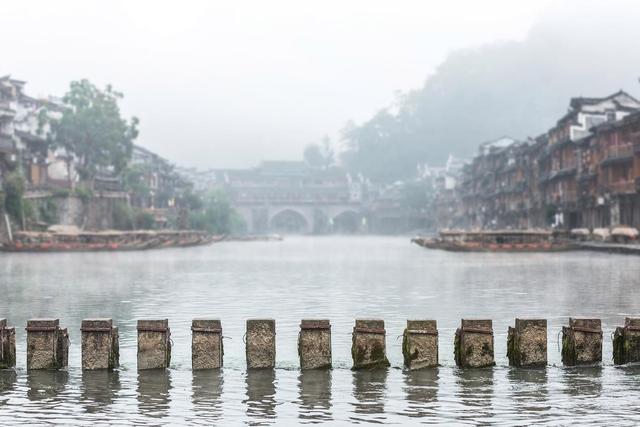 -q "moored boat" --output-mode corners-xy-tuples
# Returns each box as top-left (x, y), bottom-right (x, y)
(0, 229), (221, 252)
(412, 229), (578, 252)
